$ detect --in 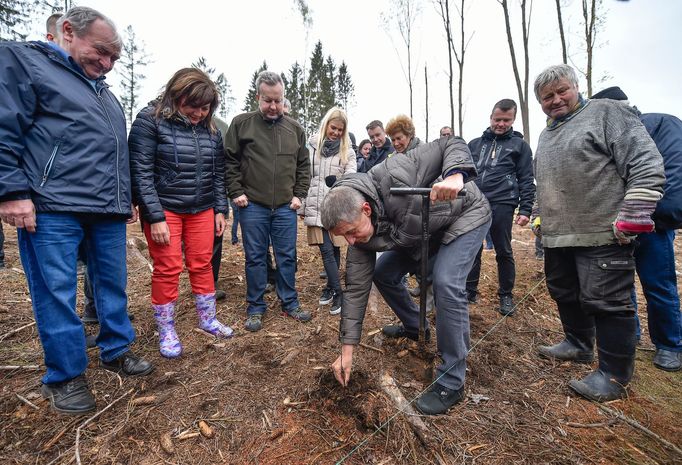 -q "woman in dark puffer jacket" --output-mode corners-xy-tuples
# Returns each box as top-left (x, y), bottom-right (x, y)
(129, 68), (232, 358)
